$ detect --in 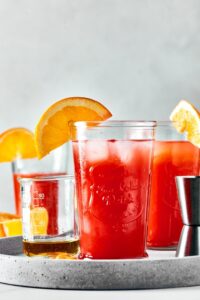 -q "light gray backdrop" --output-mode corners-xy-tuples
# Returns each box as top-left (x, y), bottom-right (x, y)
(0, 0), (200, 212)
